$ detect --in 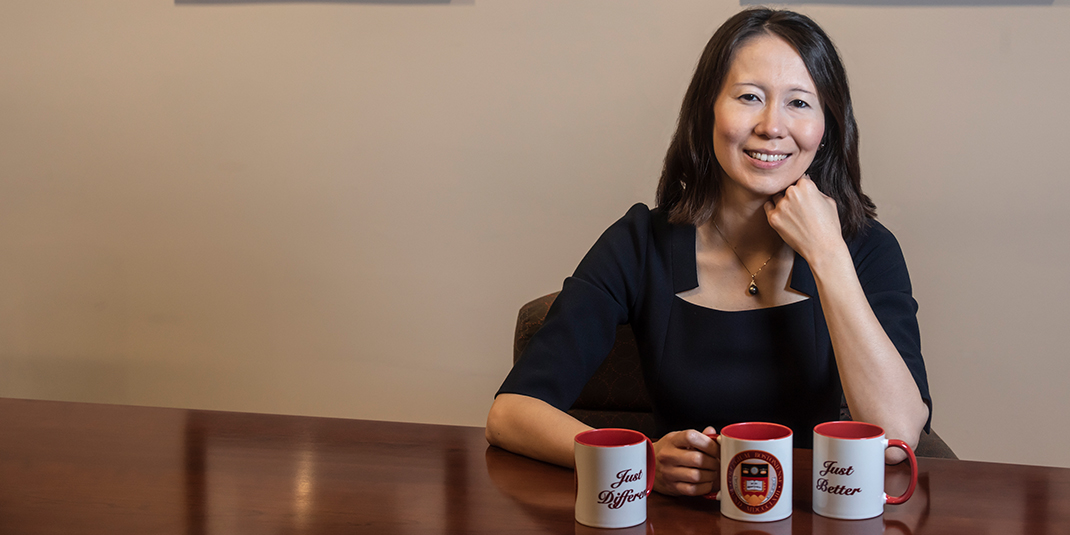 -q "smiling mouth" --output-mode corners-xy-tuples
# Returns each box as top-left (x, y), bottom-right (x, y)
(745, 150), (789, 162)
